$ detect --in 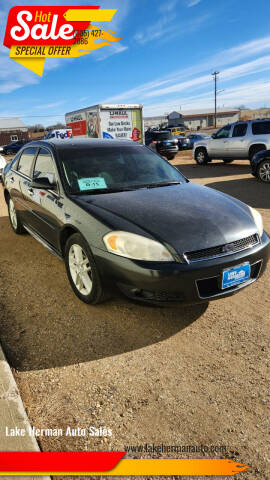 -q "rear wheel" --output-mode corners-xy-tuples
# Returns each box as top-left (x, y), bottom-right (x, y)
(195, 148), (209, 165)
(65, 233), (108, 304)
(256, 160), (270, 183)
(223, 159), (234, 163)
(166, 154), (175, 160)
(8, 198), (25, 234)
